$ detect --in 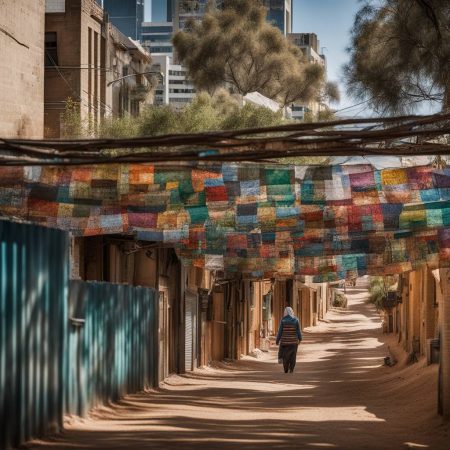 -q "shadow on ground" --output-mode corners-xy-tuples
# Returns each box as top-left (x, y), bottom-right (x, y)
(28, 289), (449, 450)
